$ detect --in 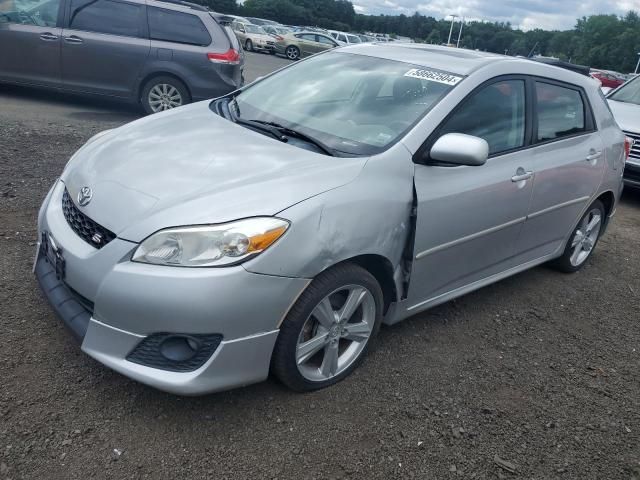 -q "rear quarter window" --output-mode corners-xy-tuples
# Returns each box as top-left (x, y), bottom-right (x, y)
(148, 7), (211, 46)
(535, 82), (588, 142)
